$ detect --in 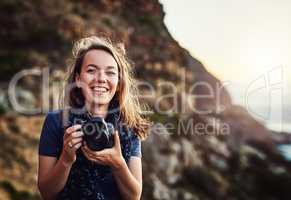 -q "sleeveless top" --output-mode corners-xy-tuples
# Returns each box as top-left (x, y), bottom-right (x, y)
(38, 109), (141, 200)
